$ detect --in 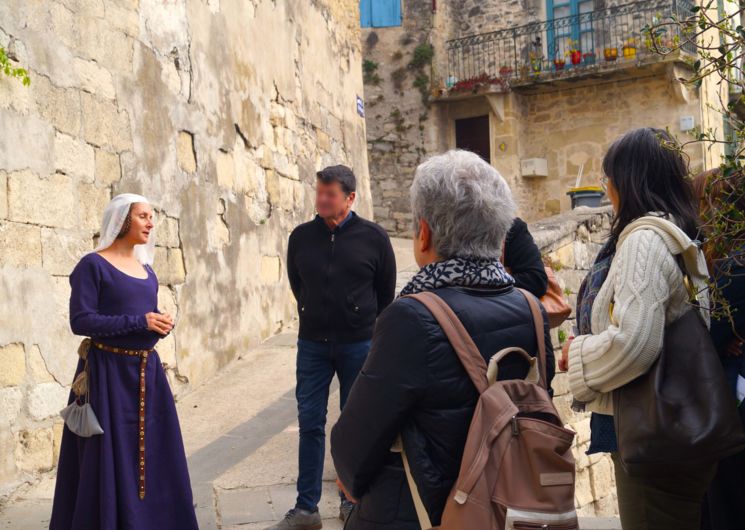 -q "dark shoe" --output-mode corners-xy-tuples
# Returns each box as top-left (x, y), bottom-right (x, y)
(263, 508), (322, 530)
(339, 499), (355, 523)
